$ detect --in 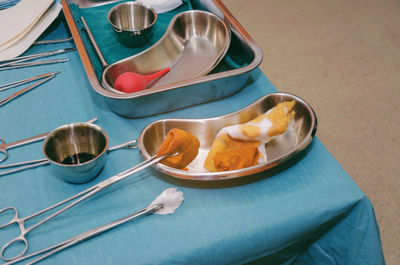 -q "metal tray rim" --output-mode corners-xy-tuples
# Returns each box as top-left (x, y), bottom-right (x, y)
(61, 0), (263, 100)
(100, 9), (232, 98)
